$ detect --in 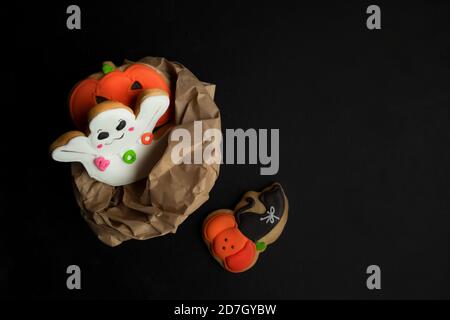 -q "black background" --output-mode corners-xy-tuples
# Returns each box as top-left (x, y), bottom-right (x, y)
(4, 0), (450, 299)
